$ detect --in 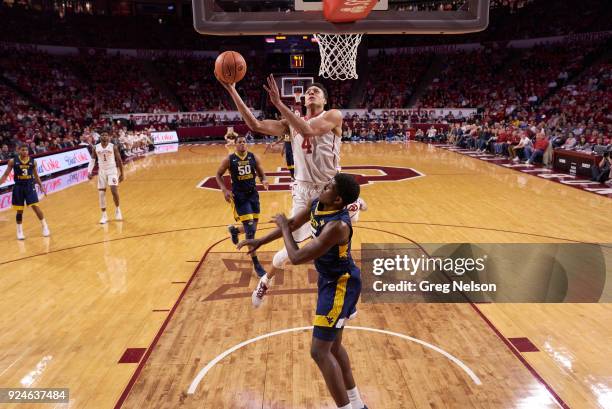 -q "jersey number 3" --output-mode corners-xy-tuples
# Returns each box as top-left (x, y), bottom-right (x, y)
(301, 138), (312, 154)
